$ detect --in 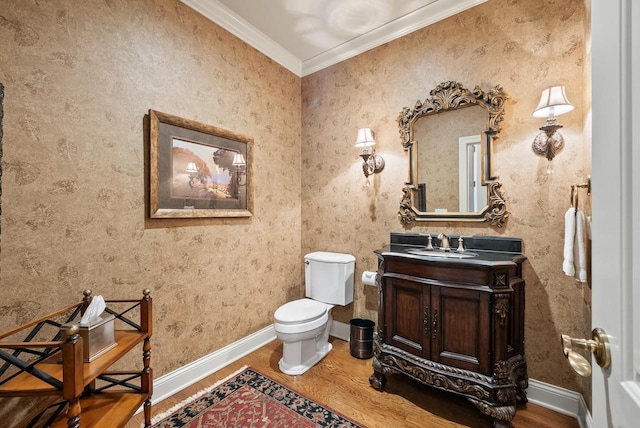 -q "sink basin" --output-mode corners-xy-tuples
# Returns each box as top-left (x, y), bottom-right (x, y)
(408, 249), (478, 259)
